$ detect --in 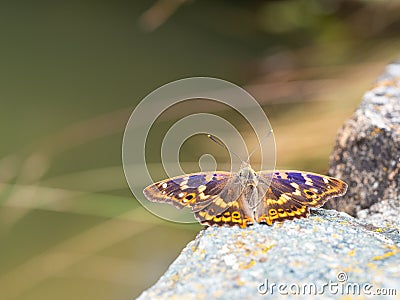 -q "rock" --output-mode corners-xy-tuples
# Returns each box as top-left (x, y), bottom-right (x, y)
(357, 199), (400, 230)
(326, 61), (400, 222)
(137, 209), (400, 299)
